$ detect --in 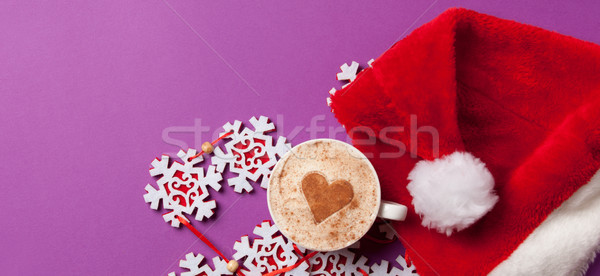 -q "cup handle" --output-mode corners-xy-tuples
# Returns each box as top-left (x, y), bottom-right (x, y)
(377, 200), (408, 221)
